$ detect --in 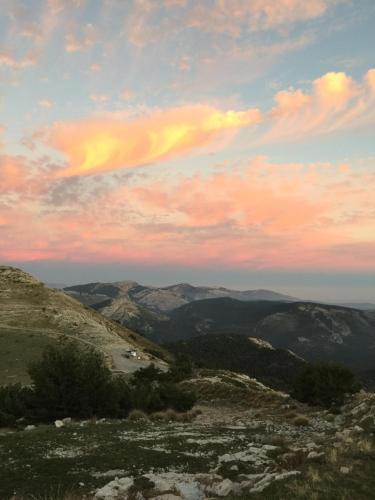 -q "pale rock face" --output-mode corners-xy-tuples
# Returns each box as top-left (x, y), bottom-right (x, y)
(248, 337), (274, 350)
(307, 451), (325, 460)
